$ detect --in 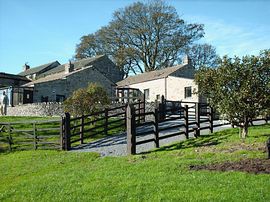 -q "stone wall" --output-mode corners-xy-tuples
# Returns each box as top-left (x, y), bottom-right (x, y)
(92, 56), (123, 83)
(33, 67), (115, 103)
(6, 102), (64, 117)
